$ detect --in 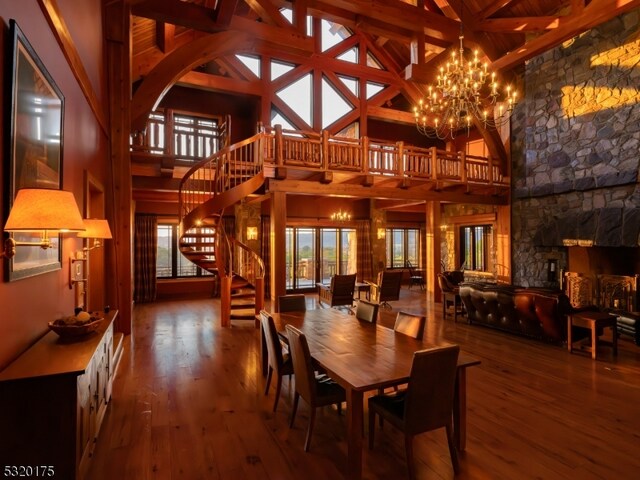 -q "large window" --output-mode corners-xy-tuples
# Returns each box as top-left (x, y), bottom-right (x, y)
(386, 228), (420, 268)
(156, 223), (213, 278)
(459, 225), (492, 271)
(286, 226), (356, 290)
